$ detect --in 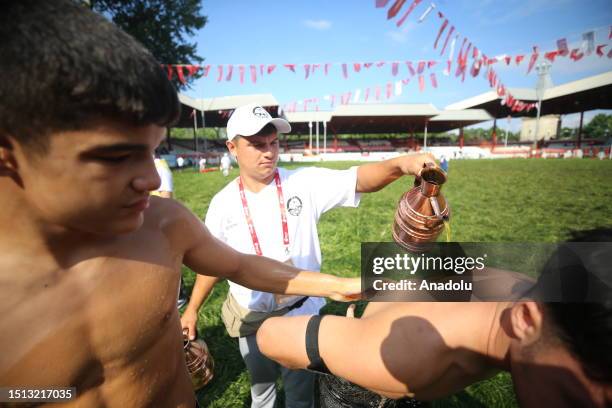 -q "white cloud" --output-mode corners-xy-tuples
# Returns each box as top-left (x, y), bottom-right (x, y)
(386, 23), (416, 44)
(303, 19), (332, 30)
(387, 30), (409, 43)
